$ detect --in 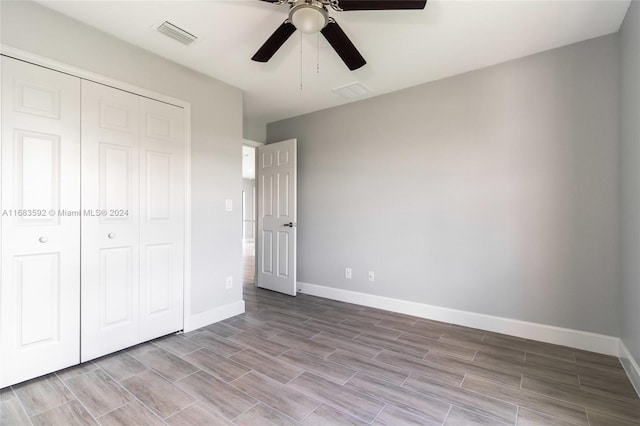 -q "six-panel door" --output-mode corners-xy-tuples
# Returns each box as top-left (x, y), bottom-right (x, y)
(139, 97), (185, 342)
(1, 58), (186, 381)
(0, 57), (81, 387)
(80, 81), (142, 361)
(256, 139), (297, 296)
(80, 81), (186, 362)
